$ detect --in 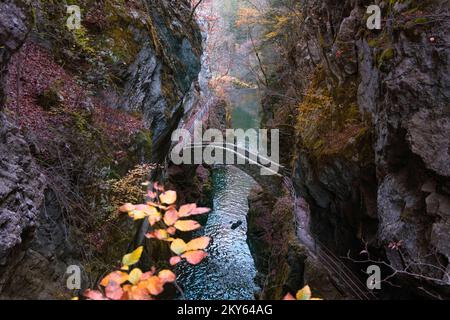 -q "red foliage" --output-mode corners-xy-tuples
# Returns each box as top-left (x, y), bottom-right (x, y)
(5, 40), (145, 152)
